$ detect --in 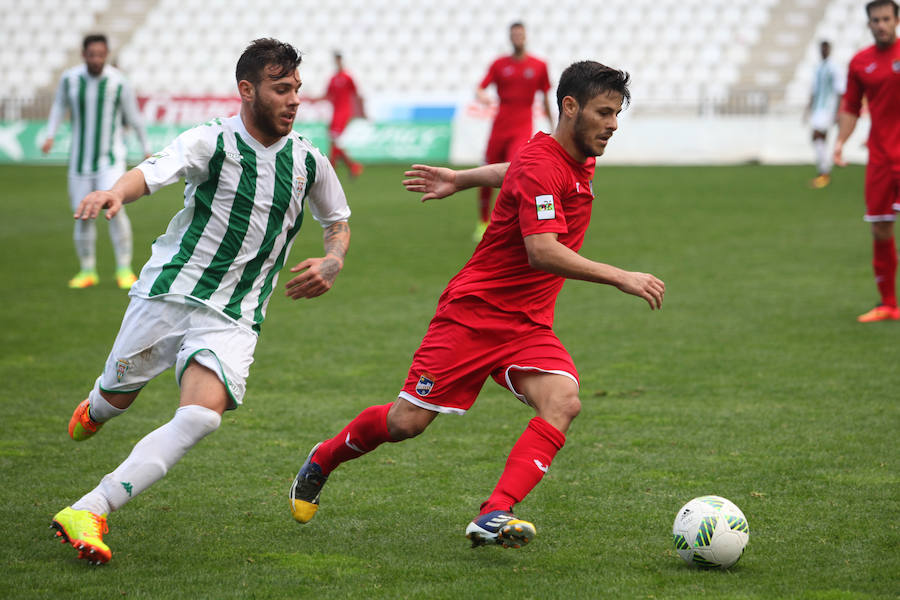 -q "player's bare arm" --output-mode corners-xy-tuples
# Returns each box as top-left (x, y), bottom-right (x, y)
(403, 163), (510, 201)
(833, 111), (859, 167)
(524, 232), (665, 310)
(74, 168), (151, 221)
(542, 93), (555, 130)
(475, 87), (492, 106)
(285, 221), (350, 300)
